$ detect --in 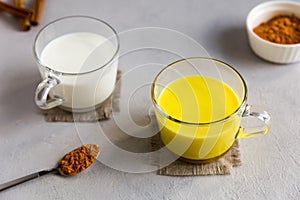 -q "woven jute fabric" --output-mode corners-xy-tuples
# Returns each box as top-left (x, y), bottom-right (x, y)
(41, 70), (121, 122)
(151, 134), (241, 176)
